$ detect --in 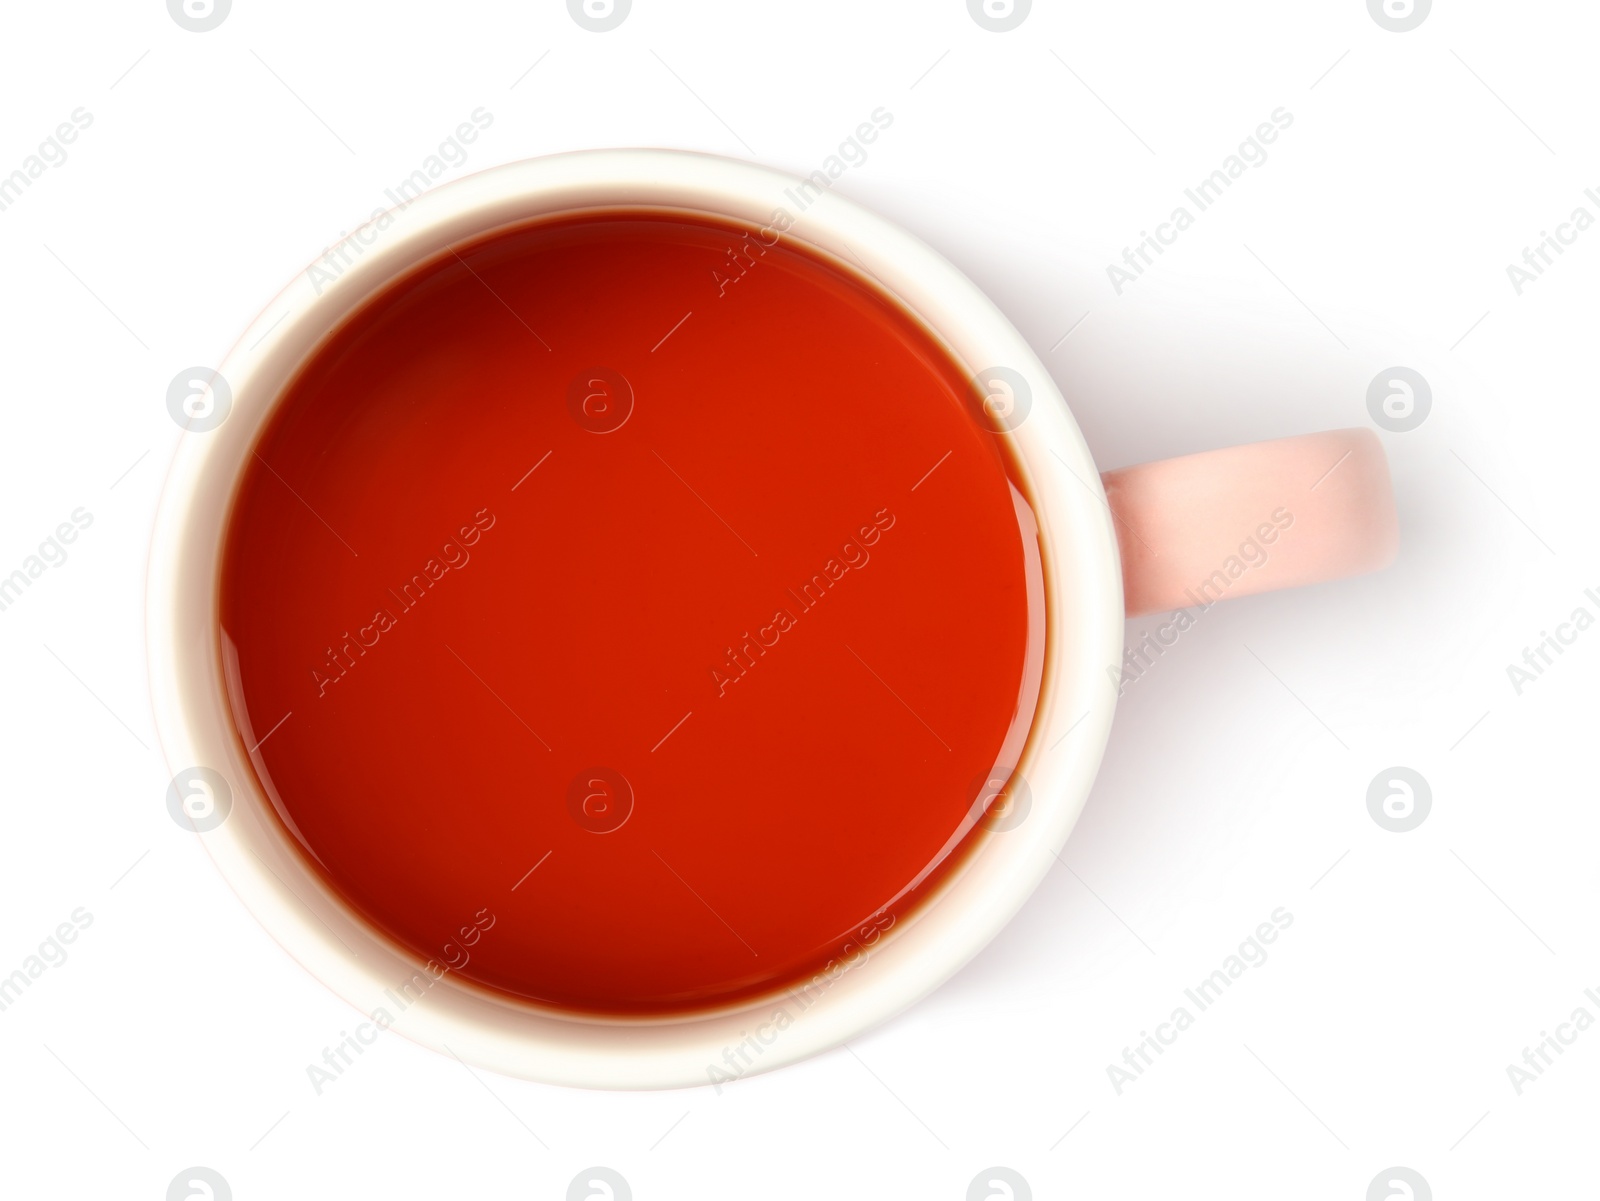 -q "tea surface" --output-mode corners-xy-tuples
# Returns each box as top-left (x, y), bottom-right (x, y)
(220, 210), (1042, 1013)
